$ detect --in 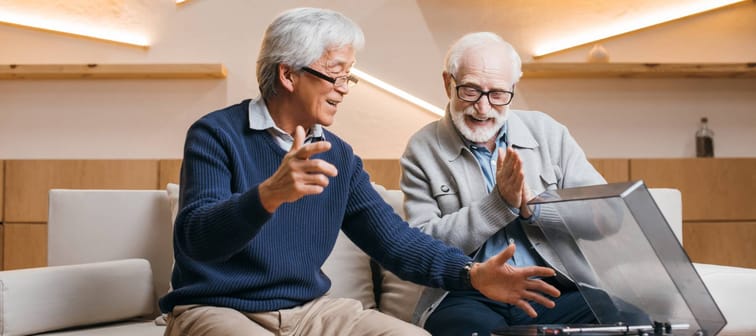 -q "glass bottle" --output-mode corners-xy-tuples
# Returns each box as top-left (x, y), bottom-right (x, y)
(695, 117), (714, 157)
